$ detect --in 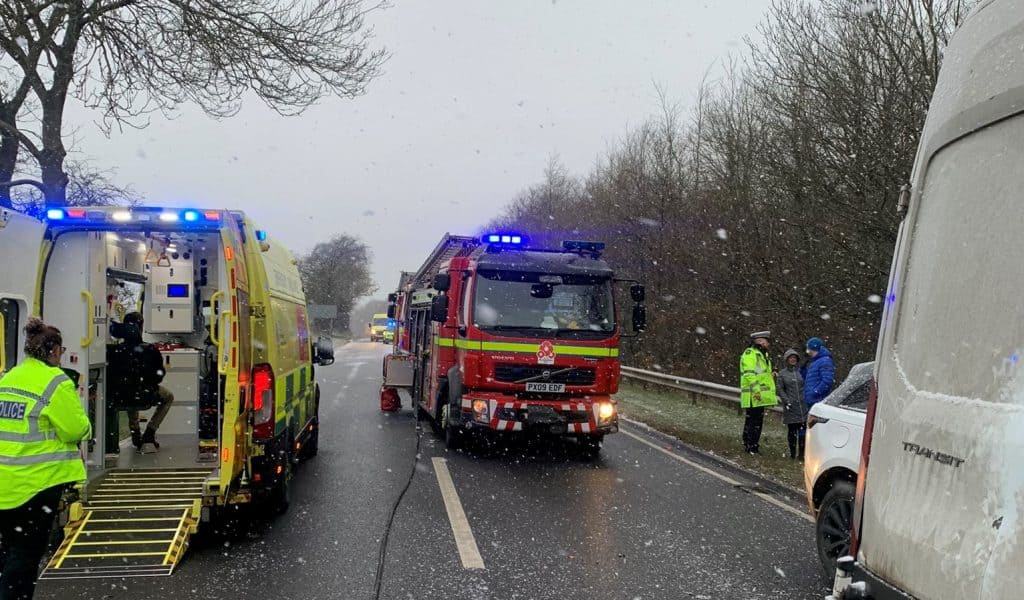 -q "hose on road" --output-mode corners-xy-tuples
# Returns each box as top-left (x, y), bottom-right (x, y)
(372, 406), (422, 600)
